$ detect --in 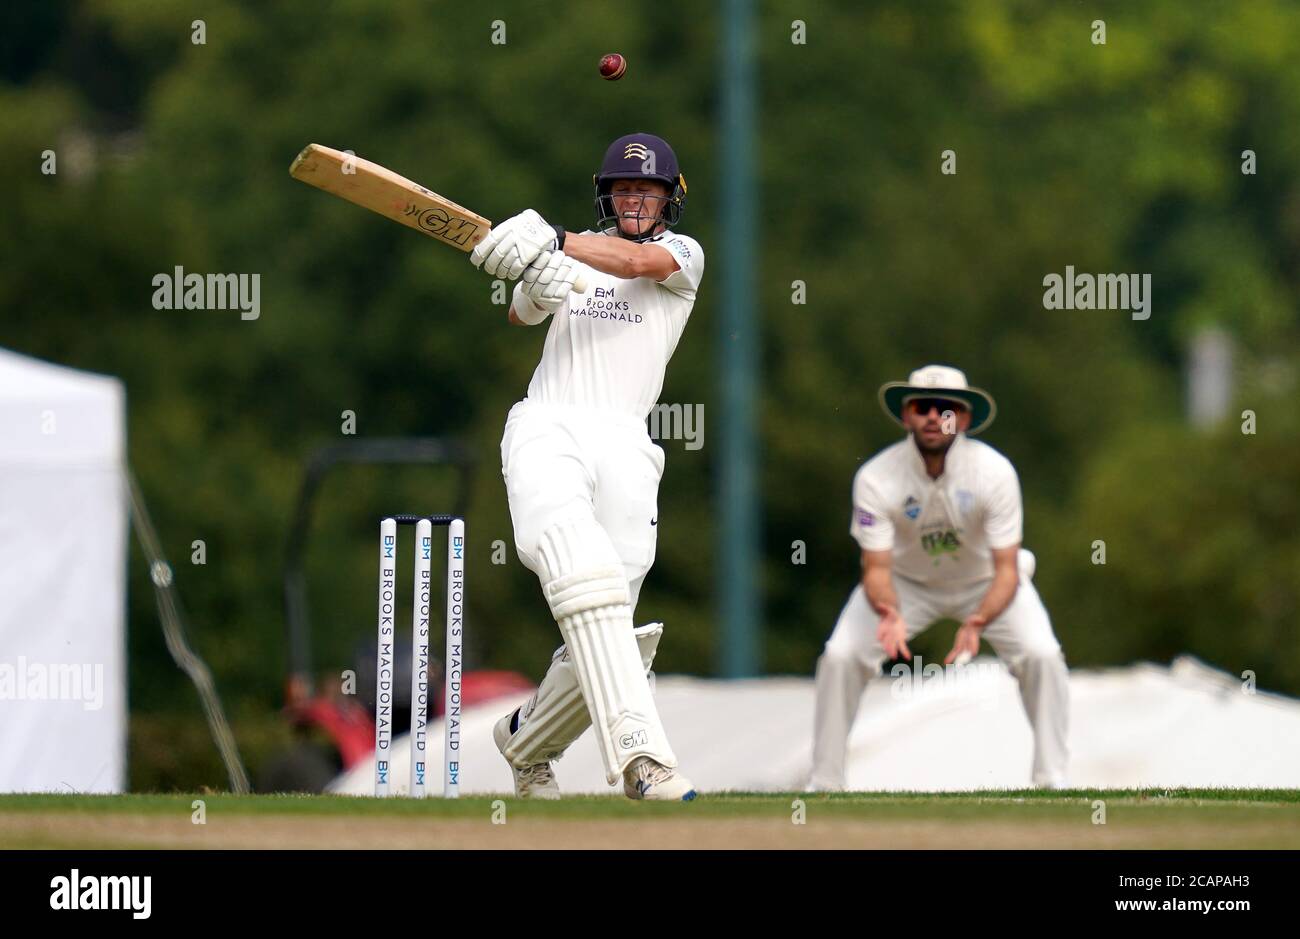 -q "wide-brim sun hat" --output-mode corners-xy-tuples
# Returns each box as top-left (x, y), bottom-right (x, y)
(878, 364), (997, 435)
